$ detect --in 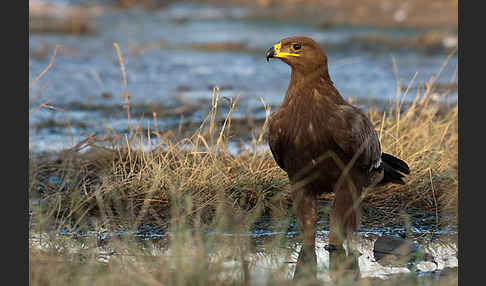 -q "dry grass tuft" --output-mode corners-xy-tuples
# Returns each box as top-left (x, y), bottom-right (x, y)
(29, 90), (290, 235)
(363, 92), (457, 230)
